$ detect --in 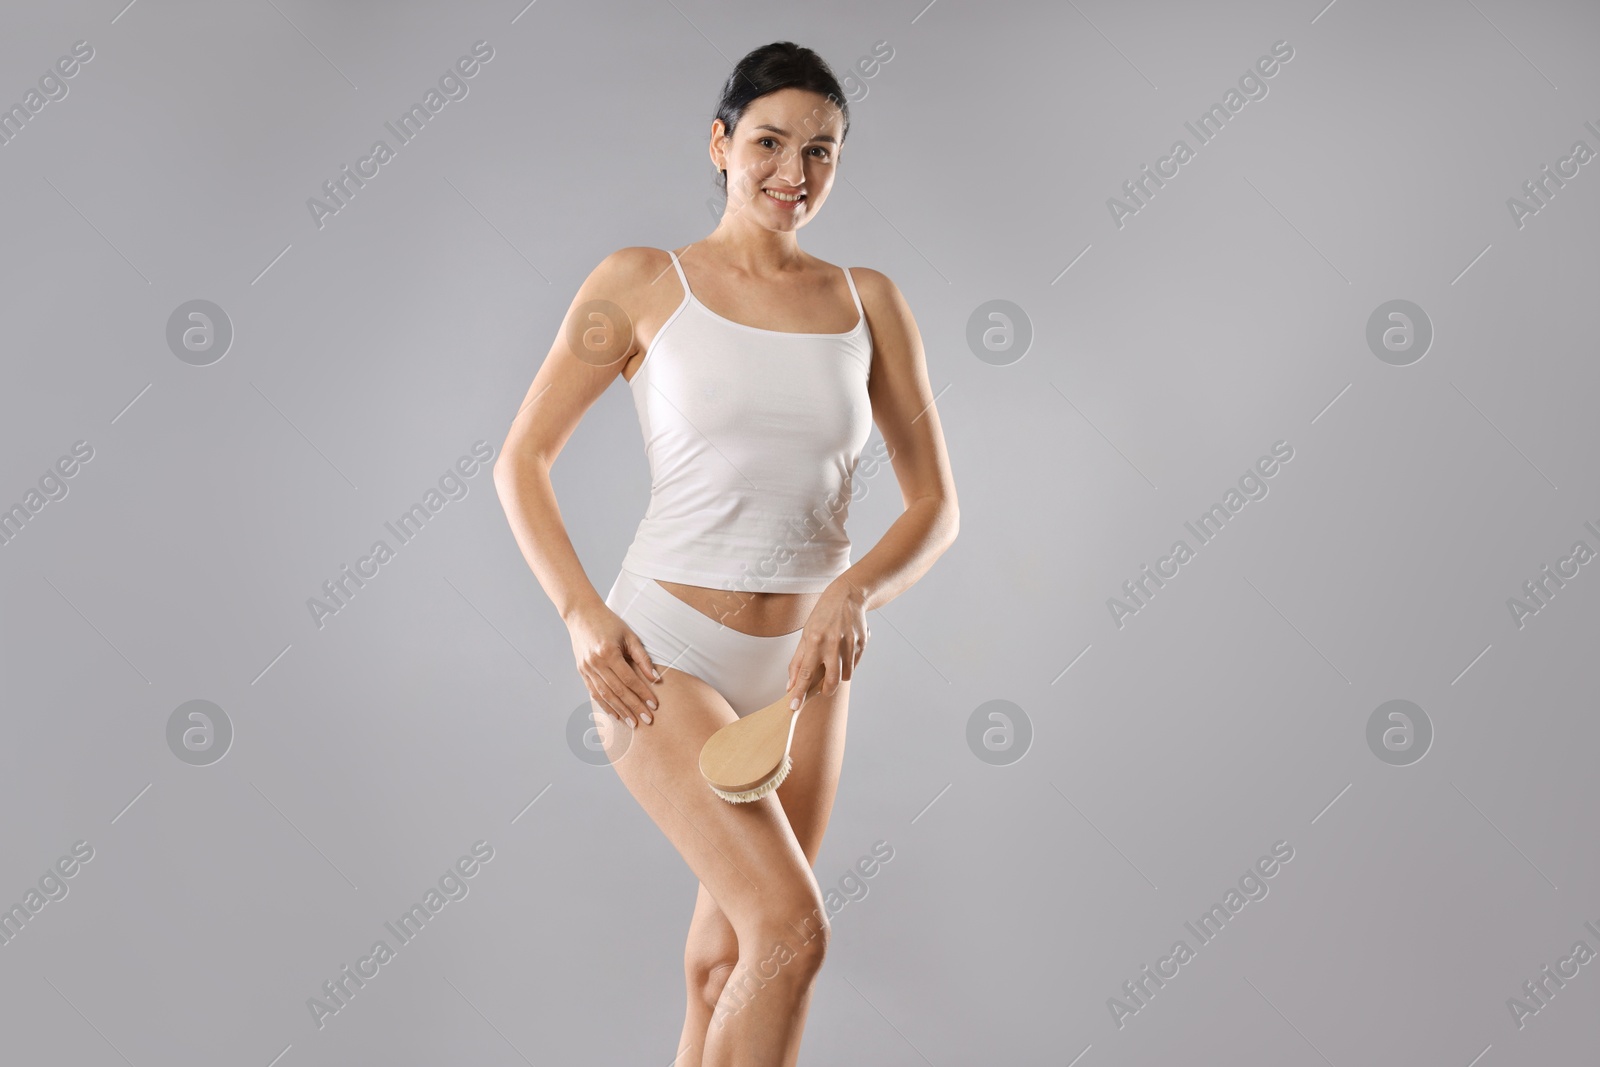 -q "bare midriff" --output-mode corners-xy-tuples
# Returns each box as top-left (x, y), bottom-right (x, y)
(653, 580), (819, 638)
